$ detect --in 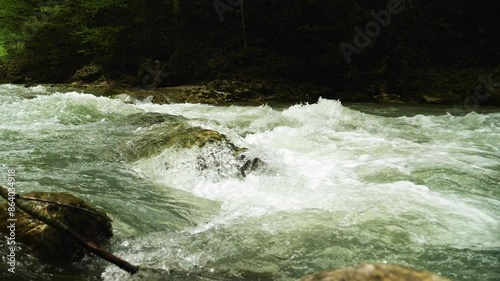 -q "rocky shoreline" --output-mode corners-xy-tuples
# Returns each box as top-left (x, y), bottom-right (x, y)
(32, 77), (500, 108)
